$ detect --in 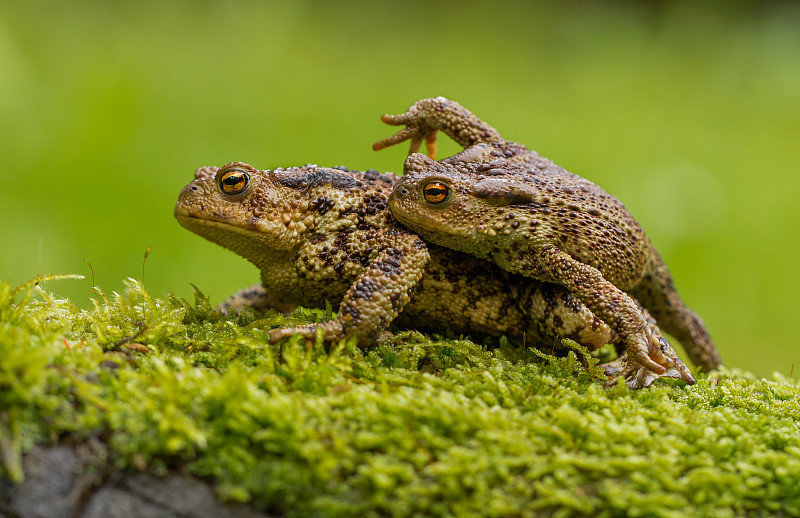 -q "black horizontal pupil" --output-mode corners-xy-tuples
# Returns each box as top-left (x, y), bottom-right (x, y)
(223, 173), (243, 187)
(426, 186), (445, 195)
(221, 171), (249, 194)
